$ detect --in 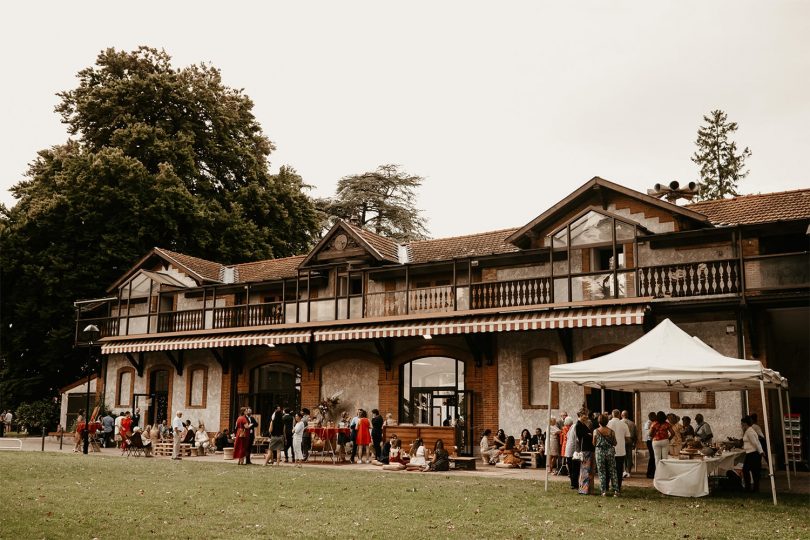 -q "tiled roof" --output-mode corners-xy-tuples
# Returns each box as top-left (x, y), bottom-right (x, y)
(155, 248), (224, 283)
(685, 189), (810, 225)
(345, 222), (401, 262)
(408, 228), (521, 263)
(233, 255), (306, 282)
